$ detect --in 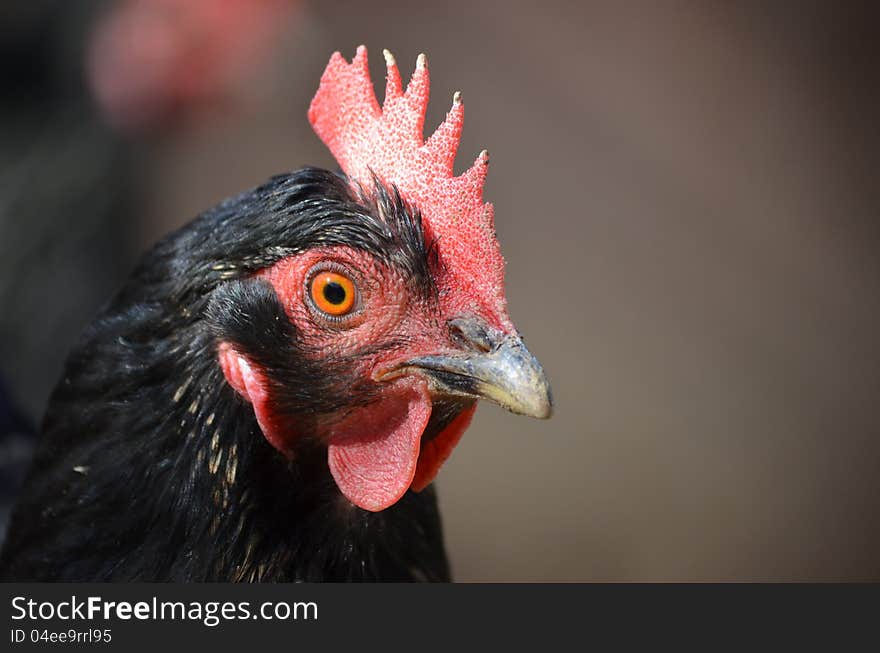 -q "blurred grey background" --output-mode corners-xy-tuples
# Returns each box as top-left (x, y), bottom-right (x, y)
(2, 0), (878, 580)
